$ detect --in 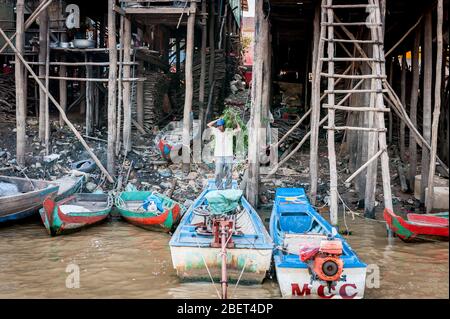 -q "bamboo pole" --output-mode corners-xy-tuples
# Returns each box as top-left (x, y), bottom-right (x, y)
(0, 28), (114, 183)
(15, 0), (26, 166)
(426, 0), (443, 213)
(421, 10), (433, 203)
(115, 15), (124, 155)
(197, 0), (207, 161)
(122, 17), (132, 154)
(59, 34), (67, 128)
(38, 0), (48, 141)
(408, 28), (421, 189)
(400, 54), (407, 161)
(44, 21), (50, 156)
(309, 1), (325, 205)
(107, 0), (118, 176)
(182, 1), (196, 173)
